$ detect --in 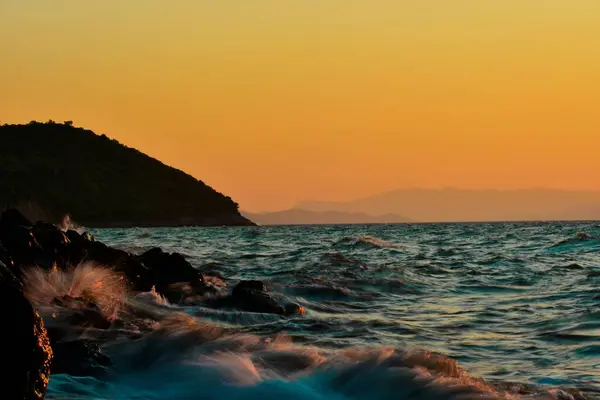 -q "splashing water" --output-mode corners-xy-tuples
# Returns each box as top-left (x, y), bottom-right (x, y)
(23, 263), (127, 321)
(37, 223), (600, 399)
